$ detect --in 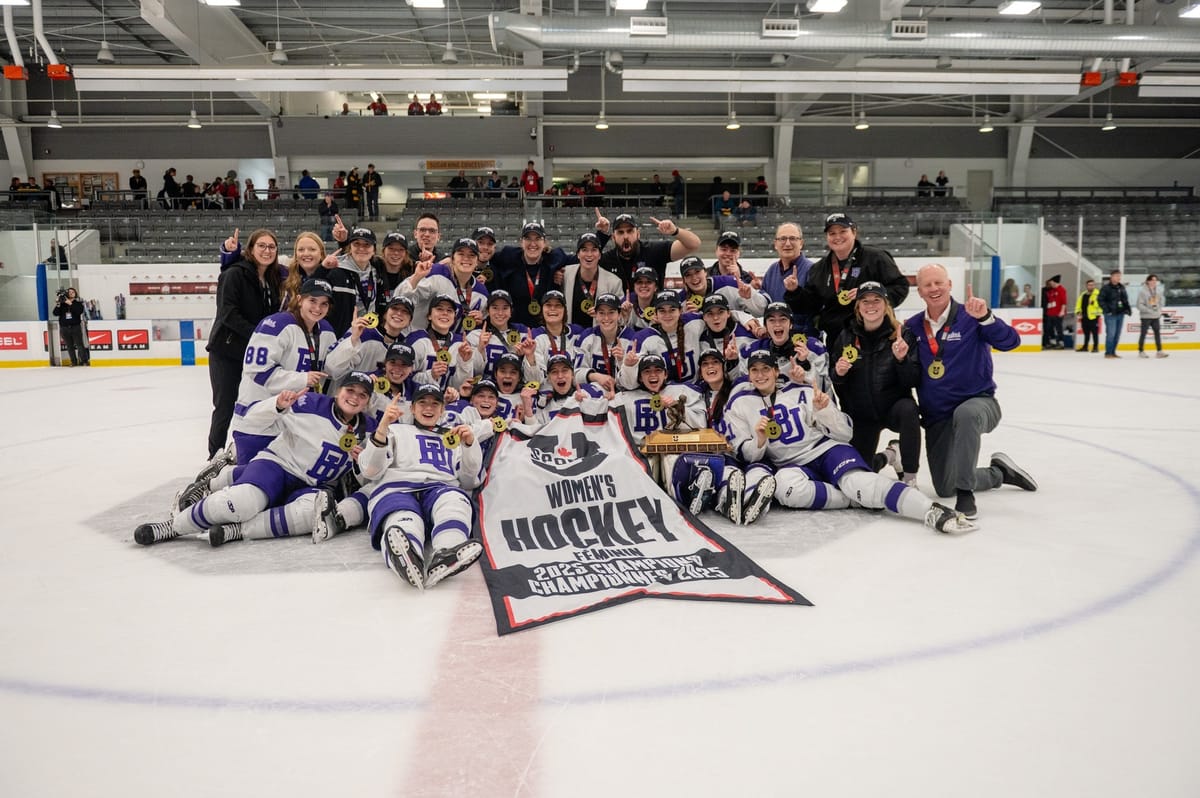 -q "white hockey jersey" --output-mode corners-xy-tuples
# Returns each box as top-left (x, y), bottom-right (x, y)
(722, 380), (853, 467)
(606, 384), (707, 447)
(396, 263), (489, 333)
(358, 423), (485, 494)
(232, 312), (337, 432)
(324, 325), (413, 379)
(405, 328), (475, 390)
(573, 326), (639, 387)
(238, 391), (375, 487)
